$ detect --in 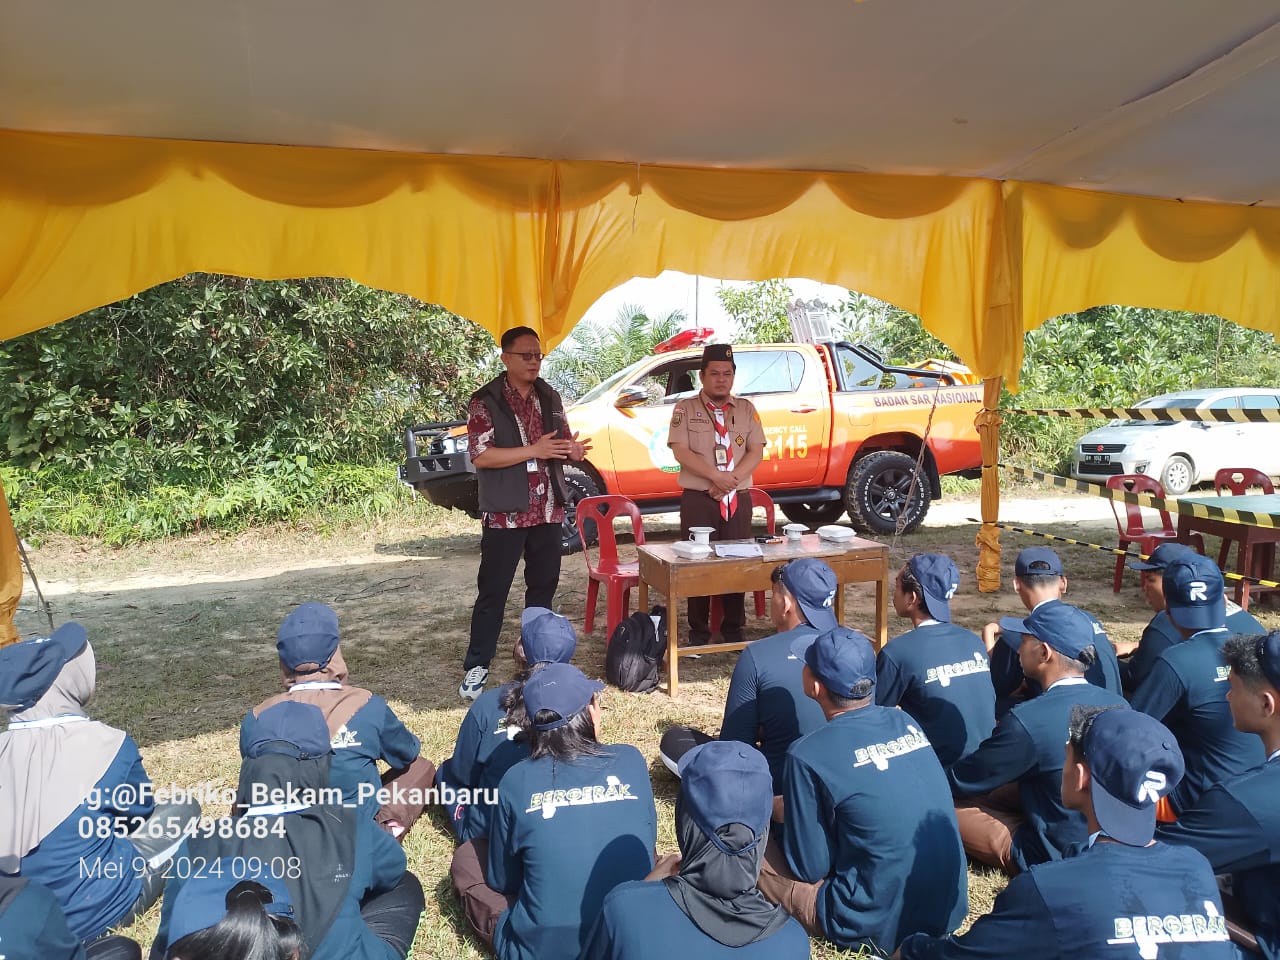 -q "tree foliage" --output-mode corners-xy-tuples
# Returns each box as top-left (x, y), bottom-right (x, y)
(0, 275), (496, 484)
(542, 303), (685, 401)
(716, 280), (797, 343)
